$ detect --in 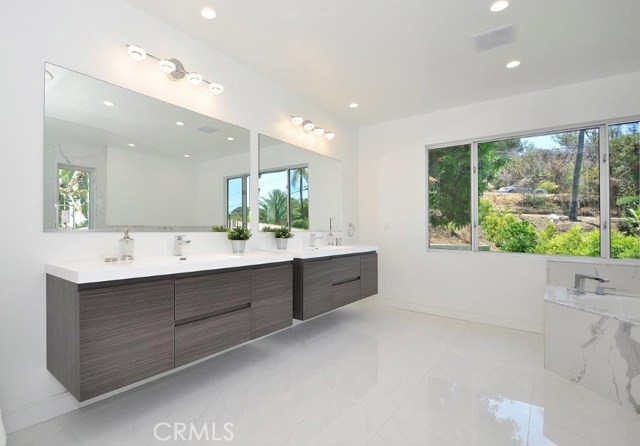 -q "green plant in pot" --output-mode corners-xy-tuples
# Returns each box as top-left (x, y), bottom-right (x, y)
(227, 227), (252, 254)
(273, 227), (294, 250)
